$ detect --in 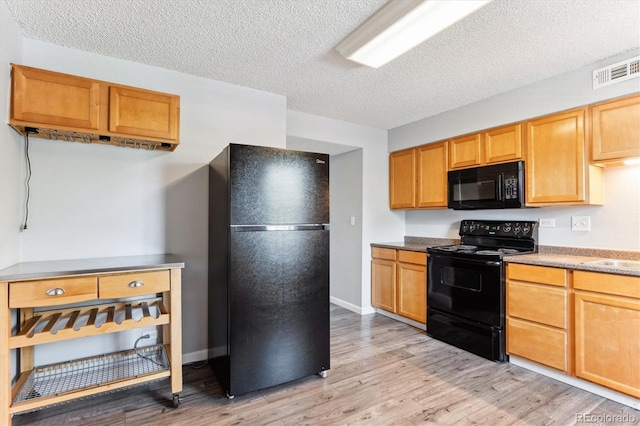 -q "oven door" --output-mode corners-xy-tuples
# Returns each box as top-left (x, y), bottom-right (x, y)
(427, 253), (504, 327)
